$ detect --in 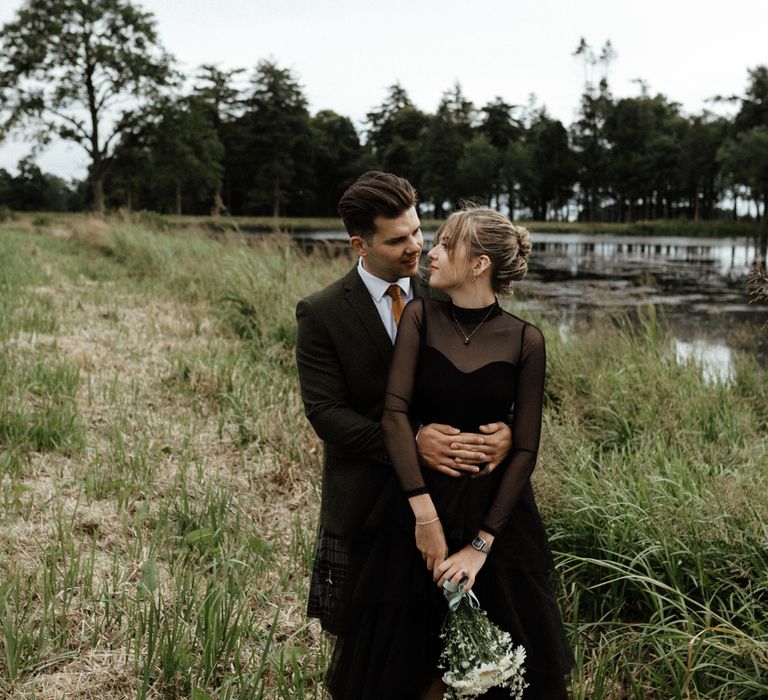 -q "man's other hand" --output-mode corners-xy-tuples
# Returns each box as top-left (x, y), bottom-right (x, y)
(472, 422), (512, 476)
